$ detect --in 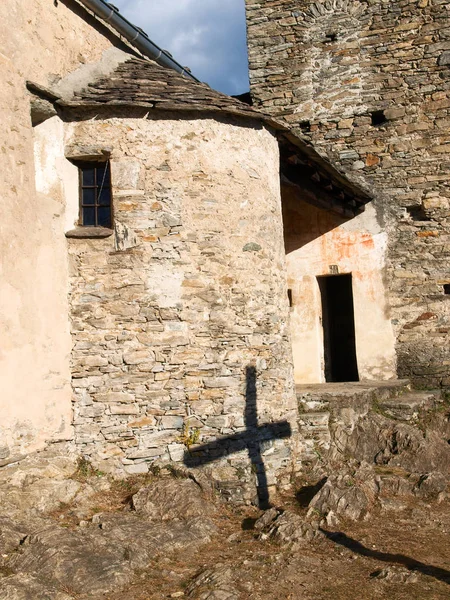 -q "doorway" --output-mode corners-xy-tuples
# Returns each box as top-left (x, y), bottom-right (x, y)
(318, 274), (359, 382)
